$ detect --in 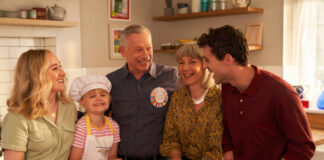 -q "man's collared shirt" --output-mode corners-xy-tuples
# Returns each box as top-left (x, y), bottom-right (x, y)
(106, 62), (178, 156)
(222, 65), (315, 160)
